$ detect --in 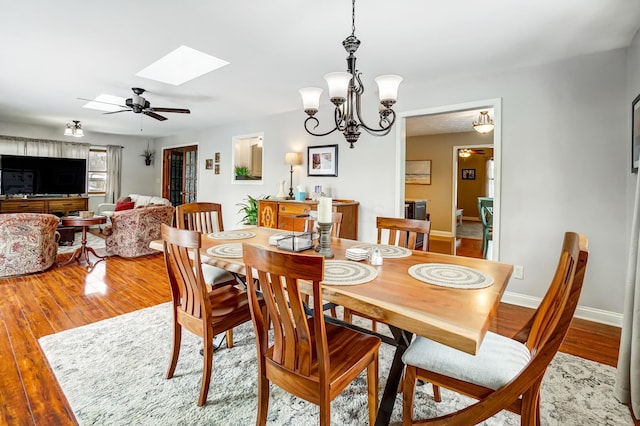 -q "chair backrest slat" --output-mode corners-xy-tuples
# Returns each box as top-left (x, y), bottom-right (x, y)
(526, 232), (588, 356)
(243, 244), (325, 377)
